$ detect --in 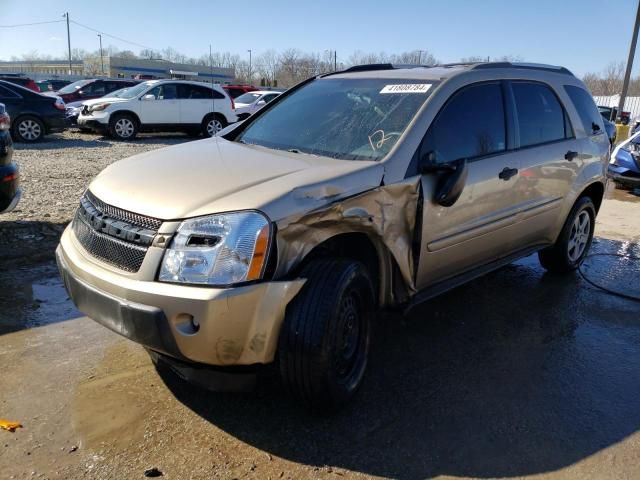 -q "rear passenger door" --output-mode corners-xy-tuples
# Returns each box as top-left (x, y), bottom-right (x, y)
(508, 81), (580, 247)
(0, 84), (21, 120)
(177, 84), (214, 125)
(416, 82), (523, 288)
